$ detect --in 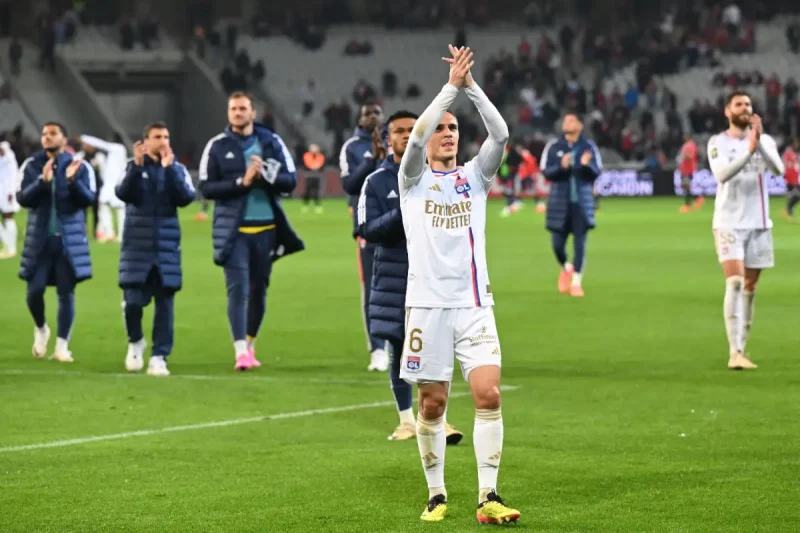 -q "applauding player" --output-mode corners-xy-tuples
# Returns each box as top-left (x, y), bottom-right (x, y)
(707, 91), (784, 370)
(398, 46), (519, 525)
